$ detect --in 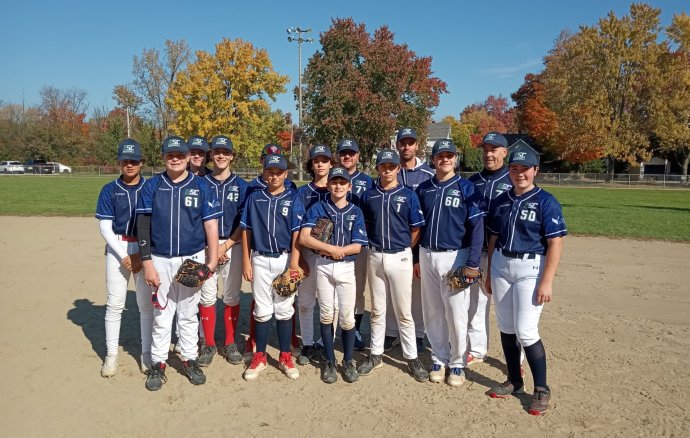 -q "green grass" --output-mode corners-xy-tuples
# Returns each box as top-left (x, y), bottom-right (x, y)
(1, 176), (689, 241)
